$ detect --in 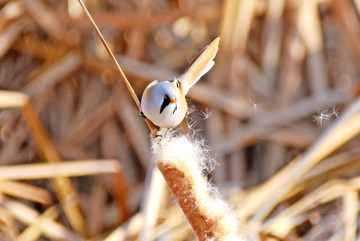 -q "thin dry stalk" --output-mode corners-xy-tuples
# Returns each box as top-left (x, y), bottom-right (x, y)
(0, 181), (52, 205)
(112, 169), (131, 222)
(22, 53), (80, 98)
(76, 0), (158, 138)
(21, 102), (85, 235)
(344, 188), (357, 241)
(0, 158), (130, 222)
(1, 197), (83, 241)
(0, 91), (86, 235)
(15, 205), (59, 241)
(0, 17), (28, 58)
(0, 205), (19, 240)
(238, 97), (360, 224)
(20, 0), (66, 40)
(0, 159), (121, 179)
(139, 167), (168, 241)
